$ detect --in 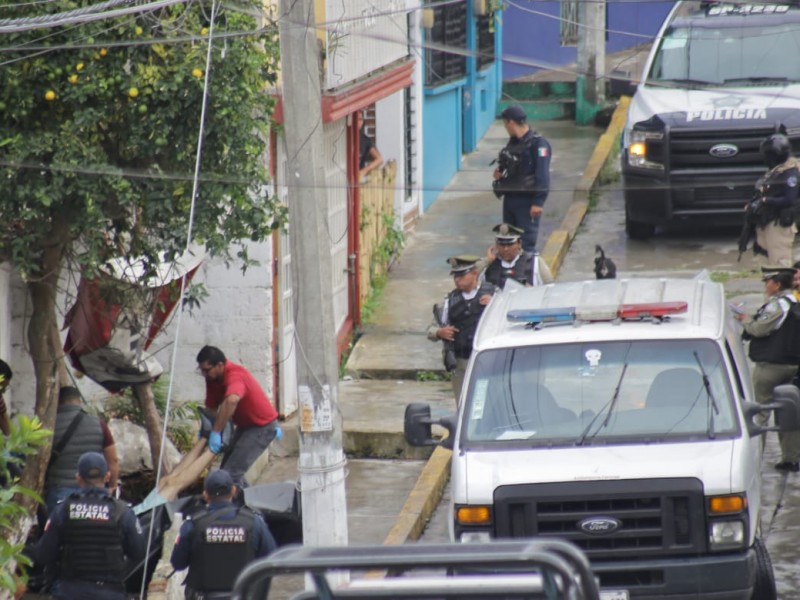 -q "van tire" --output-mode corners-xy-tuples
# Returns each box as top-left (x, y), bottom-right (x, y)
(752, 537), (777, 600)
(624, 211), (655, 240)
